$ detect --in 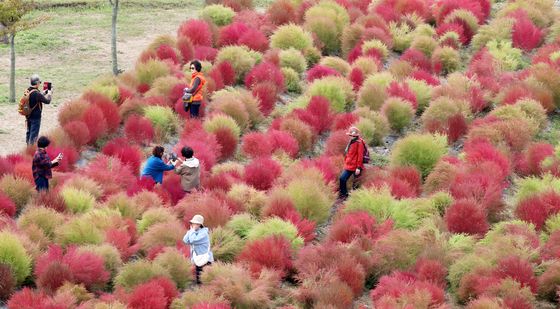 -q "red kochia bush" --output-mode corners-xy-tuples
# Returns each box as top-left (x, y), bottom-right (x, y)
(216, 61), (236, 86)
(0, 192), (16, 217)
(444, 199), (489, 235)
(293, 96), (335, 135)
(252, 82), (277, 116)
(511, 10), (543, 52)
(401, 48), (431, 71)
(239, 28), (269, 52)
(245, 62), (284, 92)
(218, 22), (249, 46)
(7, 288), (66, 309)
(81, 105), (108, 143)
(324, 130), (349, 156)
(450, 166), (505, 218)
(241, 132), (273, 158)
(524, 142), (555, 175)
(371, 271), (445, 307)
(328, 211), (378, 243)
(82, 91), (121, 133)
(176, 194), (233, 228)
(102, 138), (143, 174)
(415, 259), (447, 289)
(177, 19), (213, 46)
(390, 166), (422, 196)
(387, 81), (418, 109)
(194, 45), (218, 62)
(243, 157), (282, 191)
(267, 0), (297, 25)
(268, 129), (299, 158)
(213, 127), (238, 160)
(127, 280), (167, 309)
(410, 69), (439, 86)
(495, 255), (537, 293)
(63, 120), (90, 147)
(156, 44), (180, 64)
(237, 235), (293, 277)
(161, 173), (186, 206)
(300, 155), (339, 184)
(306, 65), (341, 83)
(124, 115), (155, 145)
(349, 67), (364, 91)
(516, 191), (560, 230)
(192, 303), (232, 309)
(463, 138), (510, 180)
(176, 36), (194, 63)
(332, 112), (359, 131)
(46, 145), (78, 173)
